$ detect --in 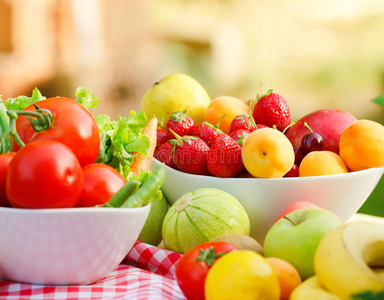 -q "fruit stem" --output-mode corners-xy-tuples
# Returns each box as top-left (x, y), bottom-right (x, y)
(283, 215), (297, 226)
(303, 122), (314, 134)
(196, 246), (230, 267)
(282, 121), (296, 134)
(248, 100), (257, 129)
